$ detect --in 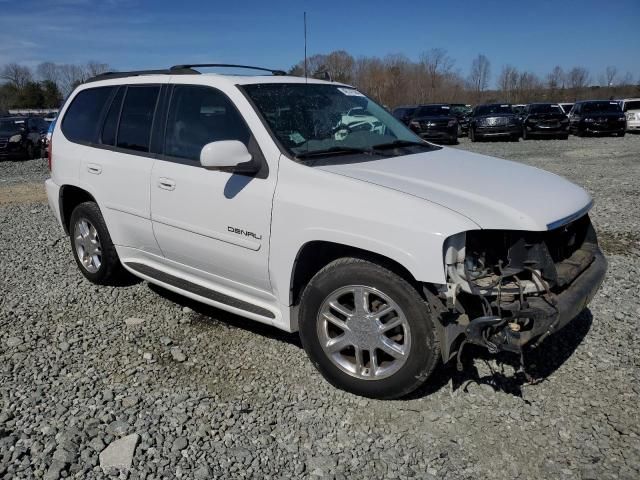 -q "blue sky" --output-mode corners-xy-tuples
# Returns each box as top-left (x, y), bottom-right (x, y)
(1, 0), (638, 86)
